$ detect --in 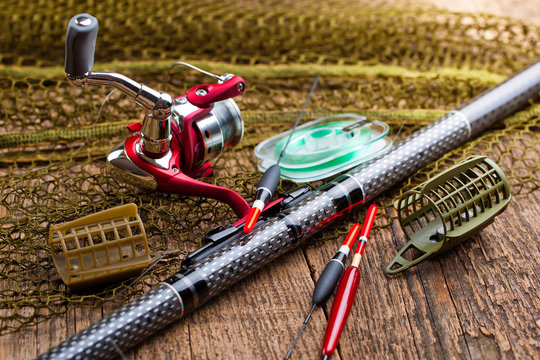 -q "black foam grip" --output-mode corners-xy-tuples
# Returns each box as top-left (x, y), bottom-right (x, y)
(312, 259), (345, 305)
(64, 13), (98, 77)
